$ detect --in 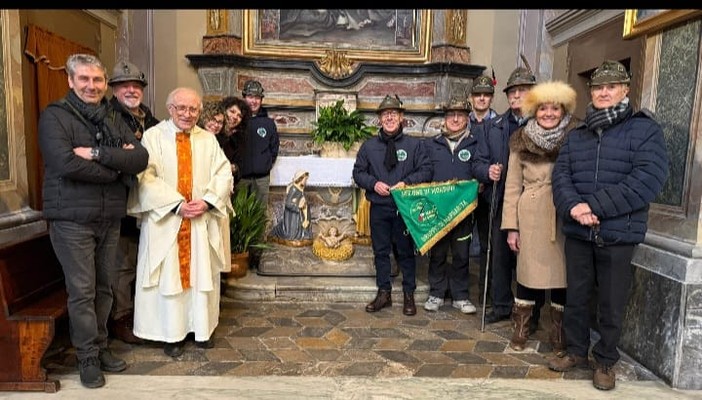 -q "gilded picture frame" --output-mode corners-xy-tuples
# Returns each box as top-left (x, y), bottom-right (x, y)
(243, 10), (432, 63)
(623, 9), (702, 39)
(0, 10), (33, 218)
